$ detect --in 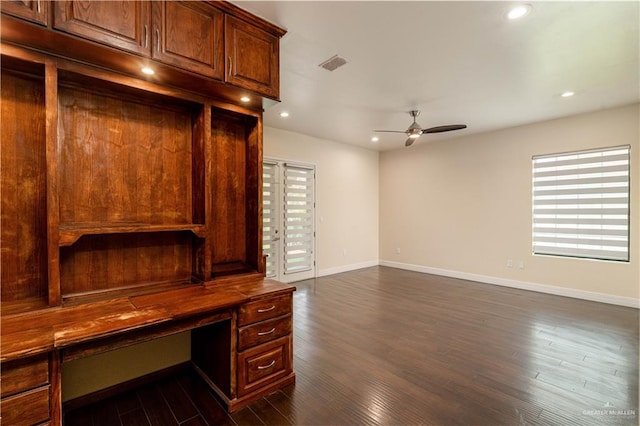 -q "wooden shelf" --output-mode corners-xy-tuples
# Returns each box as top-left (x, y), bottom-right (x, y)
(59, 224), (206, 247)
